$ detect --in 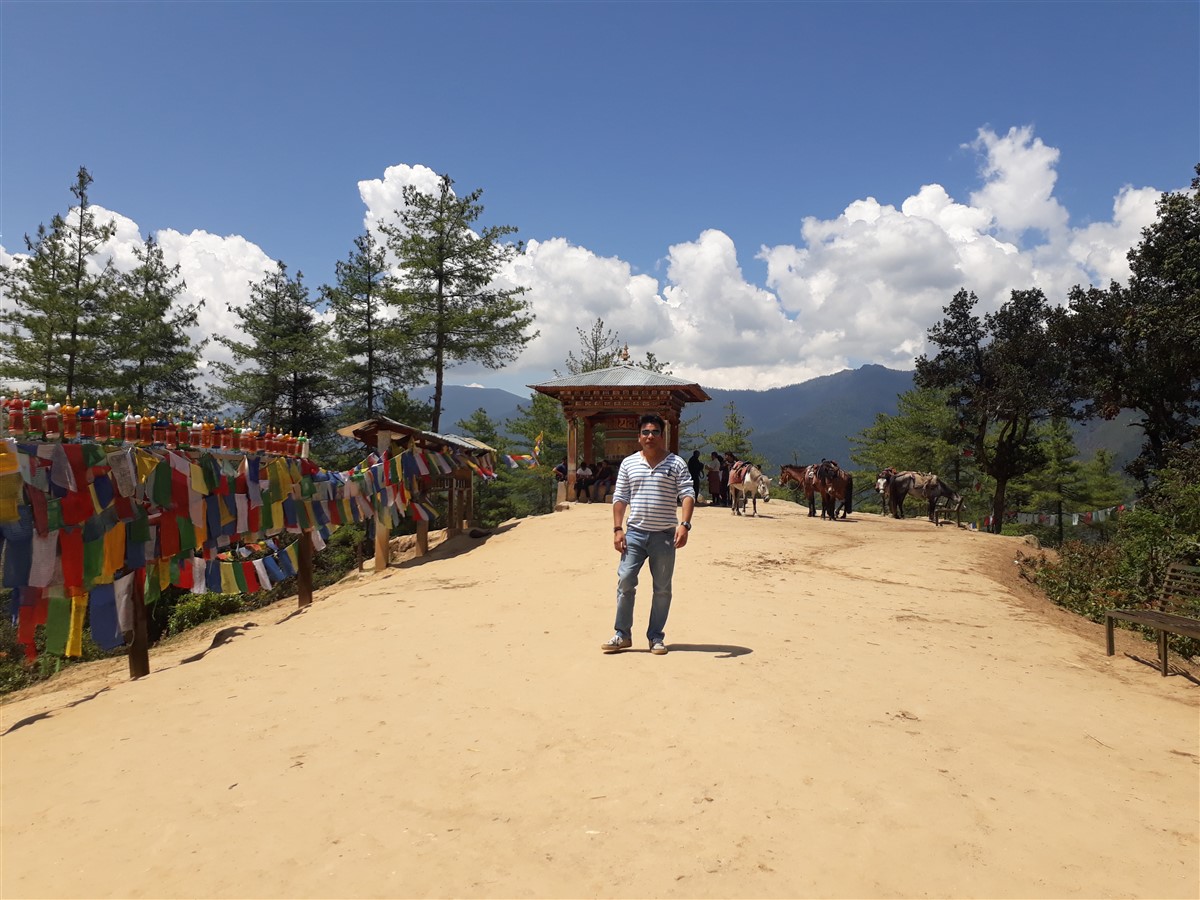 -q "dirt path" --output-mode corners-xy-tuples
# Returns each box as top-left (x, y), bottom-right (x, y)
(2, 500), (1196, 899)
